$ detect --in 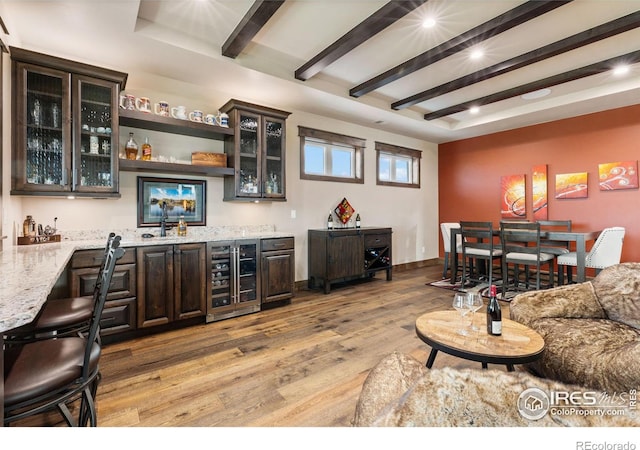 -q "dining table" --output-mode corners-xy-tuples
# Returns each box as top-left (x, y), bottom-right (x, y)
(449, 226), (602, 285)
